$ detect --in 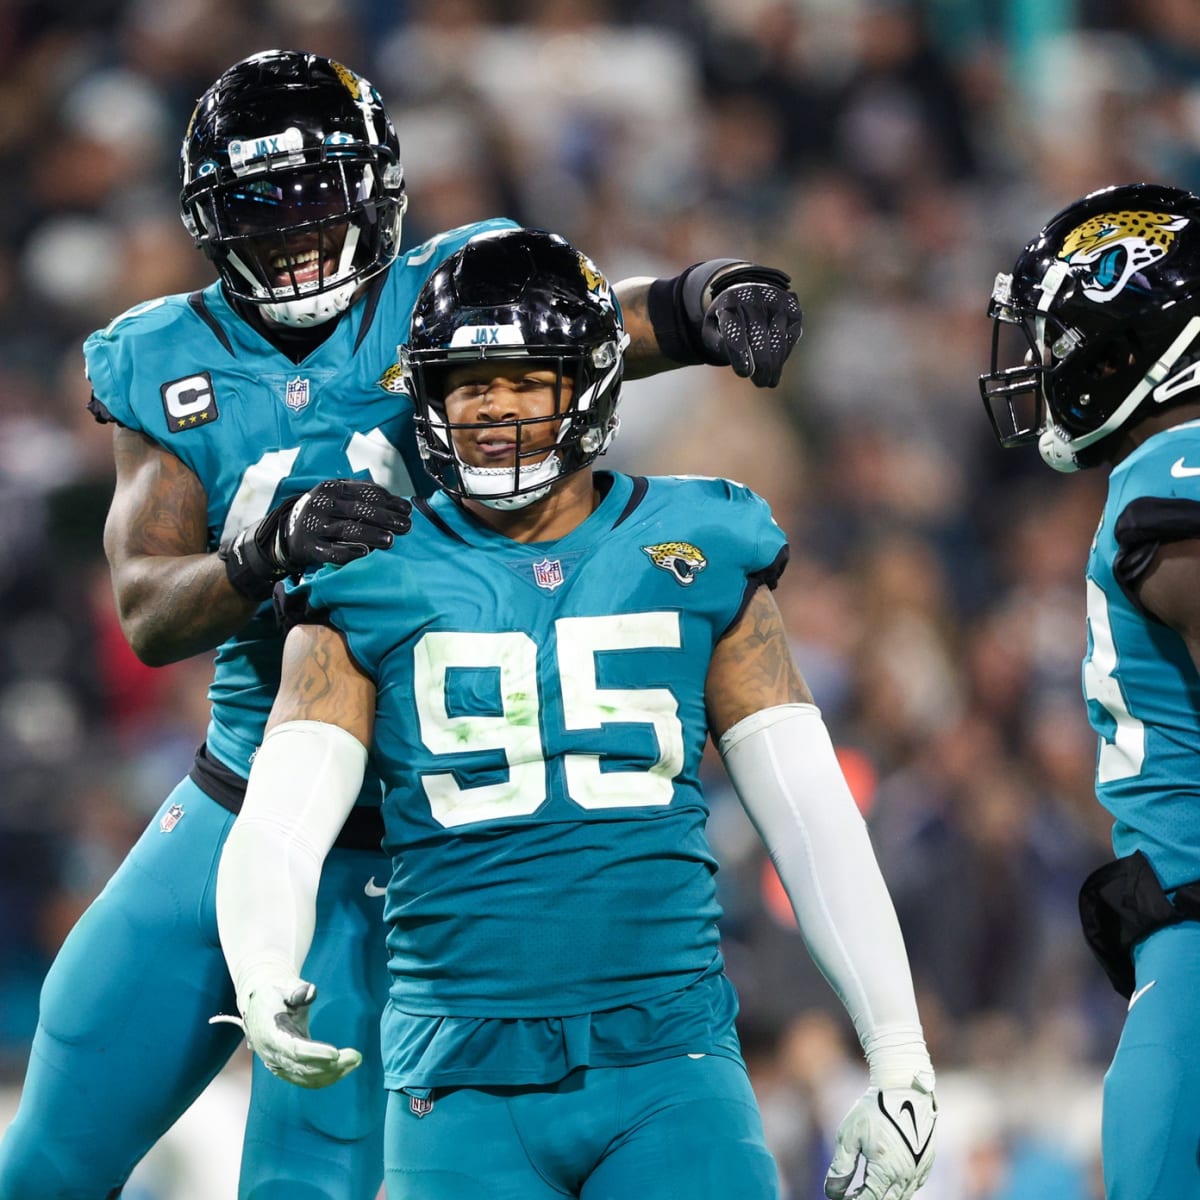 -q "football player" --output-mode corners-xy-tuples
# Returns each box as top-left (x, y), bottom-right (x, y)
(216, 228), (936, 1200)
(0, 49), (803, 1200)
(980, 181), (1200, 1198)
